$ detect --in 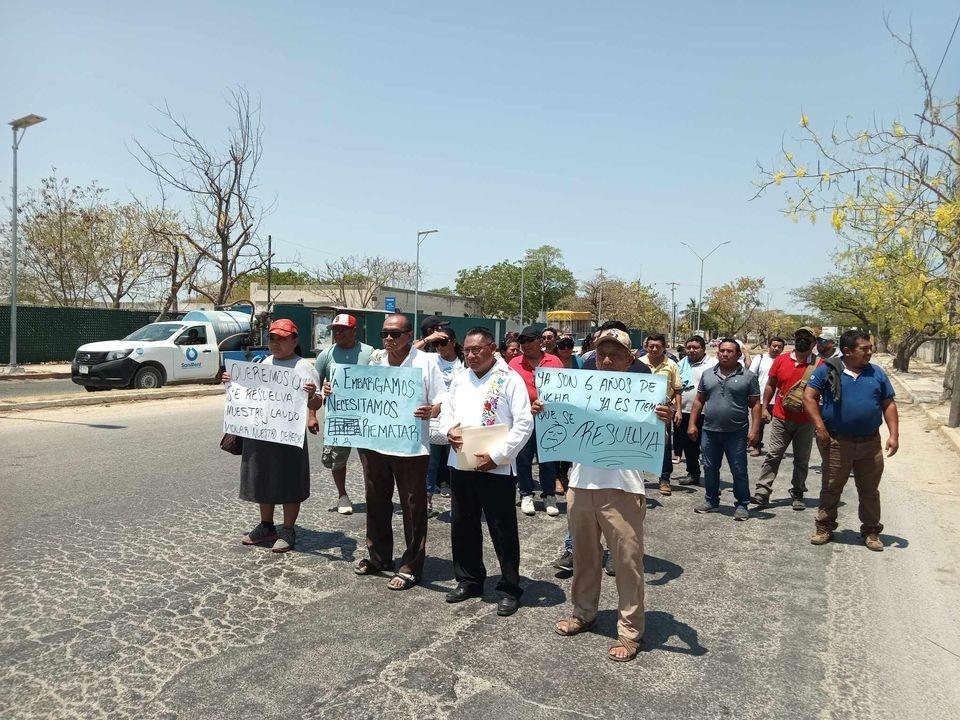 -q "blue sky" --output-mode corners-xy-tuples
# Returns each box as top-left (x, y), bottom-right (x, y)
(3, 1), (958, 311)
